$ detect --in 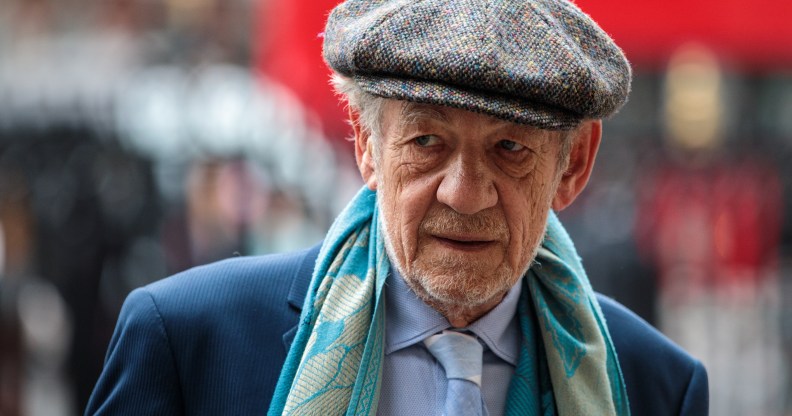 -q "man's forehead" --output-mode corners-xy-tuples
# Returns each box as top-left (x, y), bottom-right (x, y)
(398, 102), (451, 125)
(394, 101), (538, 132)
